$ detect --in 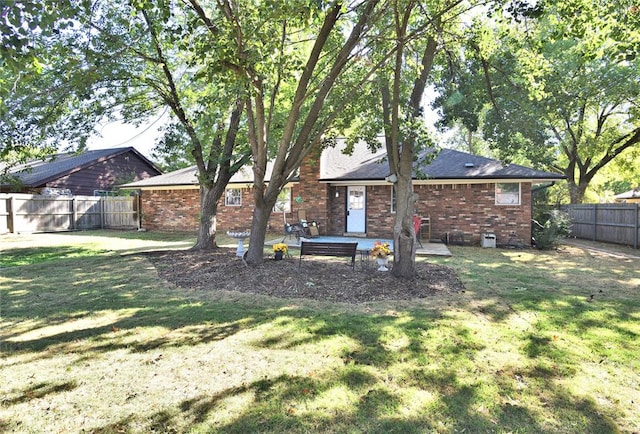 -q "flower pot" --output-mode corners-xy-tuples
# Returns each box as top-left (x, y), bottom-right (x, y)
(376, 256), (389, 271)
(275, 251), (284, 261)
